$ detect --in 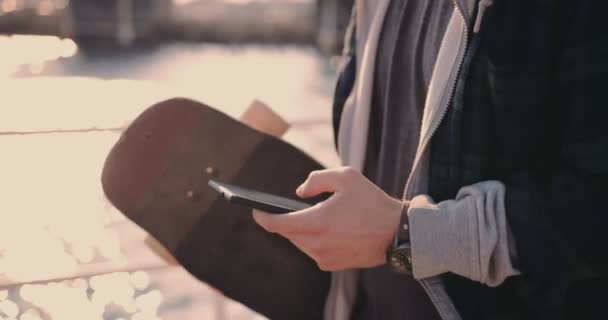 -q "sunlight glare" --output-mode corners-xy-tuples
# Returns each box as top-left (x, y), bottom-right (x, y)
(1, 0), (17, 13)
(173, 0), (196, 5)
(19, 308), (42, 320)
(0, 35), (78, 76)
(0, 299), (19, 318)
(36, 0), (54, 16)
(130, 271), (150, 291)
